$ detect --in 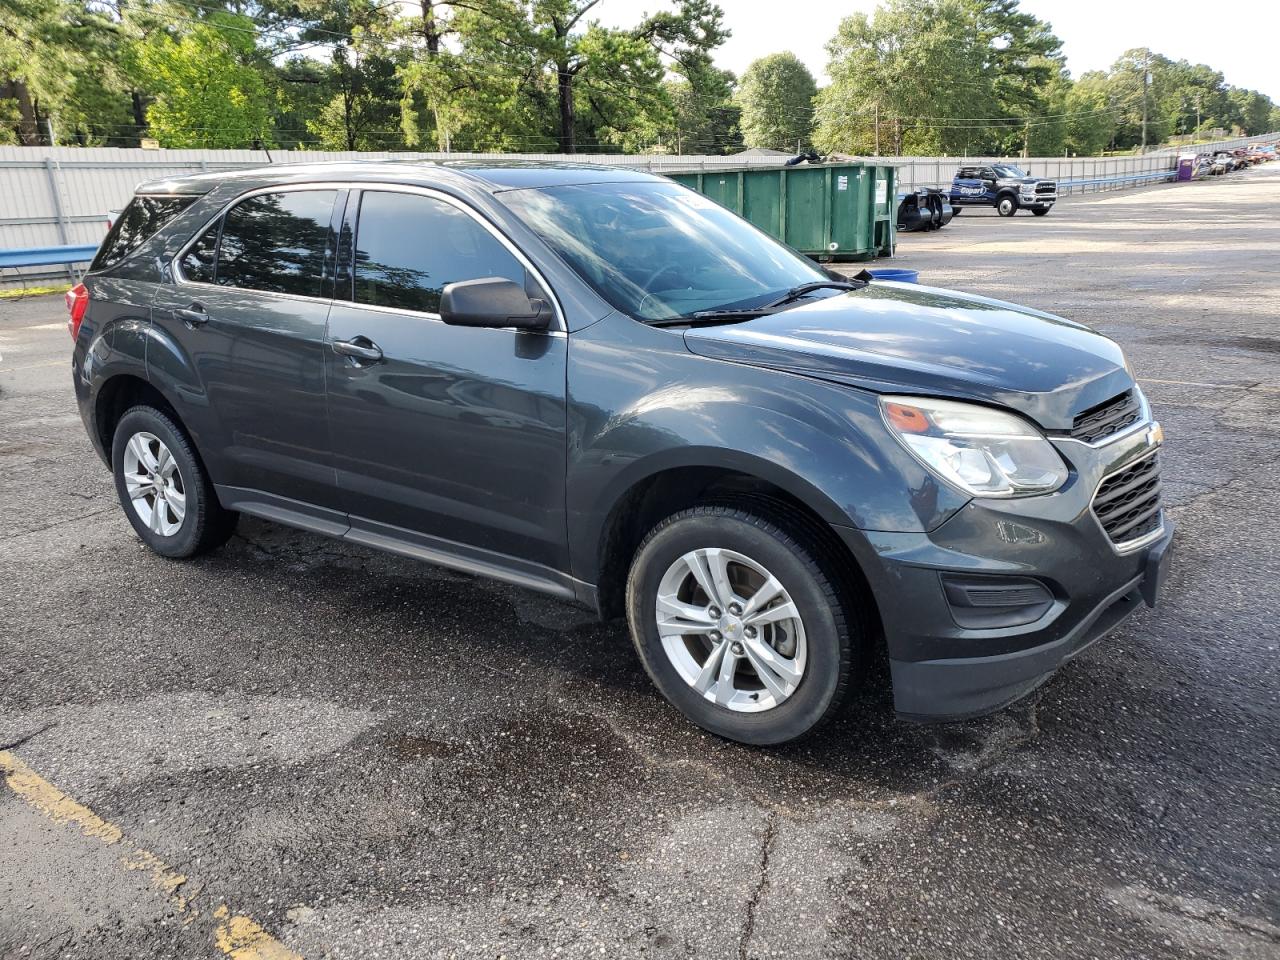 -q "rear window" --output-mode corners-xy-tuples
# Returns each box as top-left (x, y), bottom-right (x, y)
(91, 195), (195, 271)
